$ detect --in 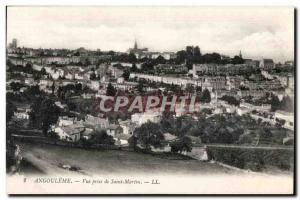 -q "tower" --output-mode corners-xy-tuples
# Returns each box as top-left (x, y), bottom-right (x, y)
(134, 39), (138, 49)
(239, 50), (242, 58)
